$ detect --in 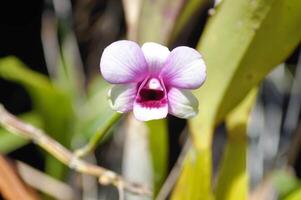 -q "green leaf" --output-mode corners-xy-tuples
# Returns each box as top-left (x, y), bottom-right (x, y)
(194, 0), (301, 145)
(0, 57), (74, 179)
(215, 141), (247, 200)
(215, 89), (257, 200)
(0, 130), (28, 153)
(272, 170), (301, 199)
(72, 77), (121, 155)
(75, 77), (116, 140)
(0, 57), (74, 143)
(171, 147), (213, 200)
(173, 0), (301, 199)
(284, 189), (301, 200)
(147, 119), (168, 196)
